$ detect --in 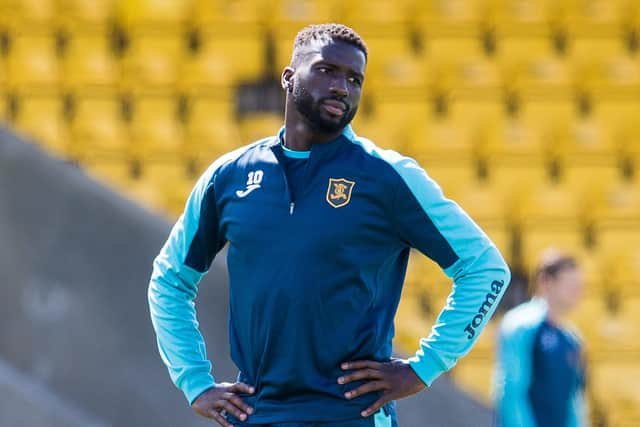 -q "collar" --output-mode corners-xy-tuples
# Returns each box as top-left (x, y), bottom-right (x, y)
(272, 125), (356, 156)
